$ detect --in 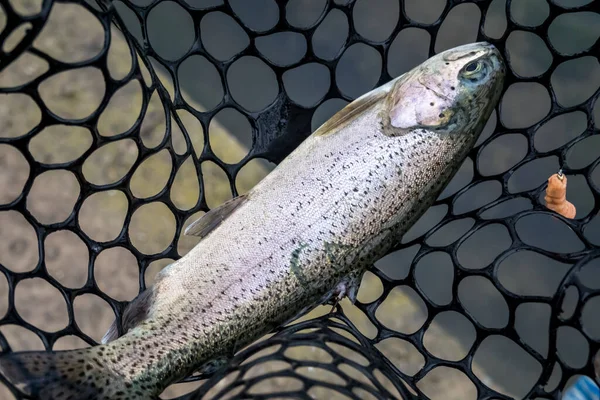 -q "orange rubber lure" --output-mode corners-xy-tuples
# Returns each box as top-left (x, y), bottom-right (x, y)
(544, 171), (576, 219)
